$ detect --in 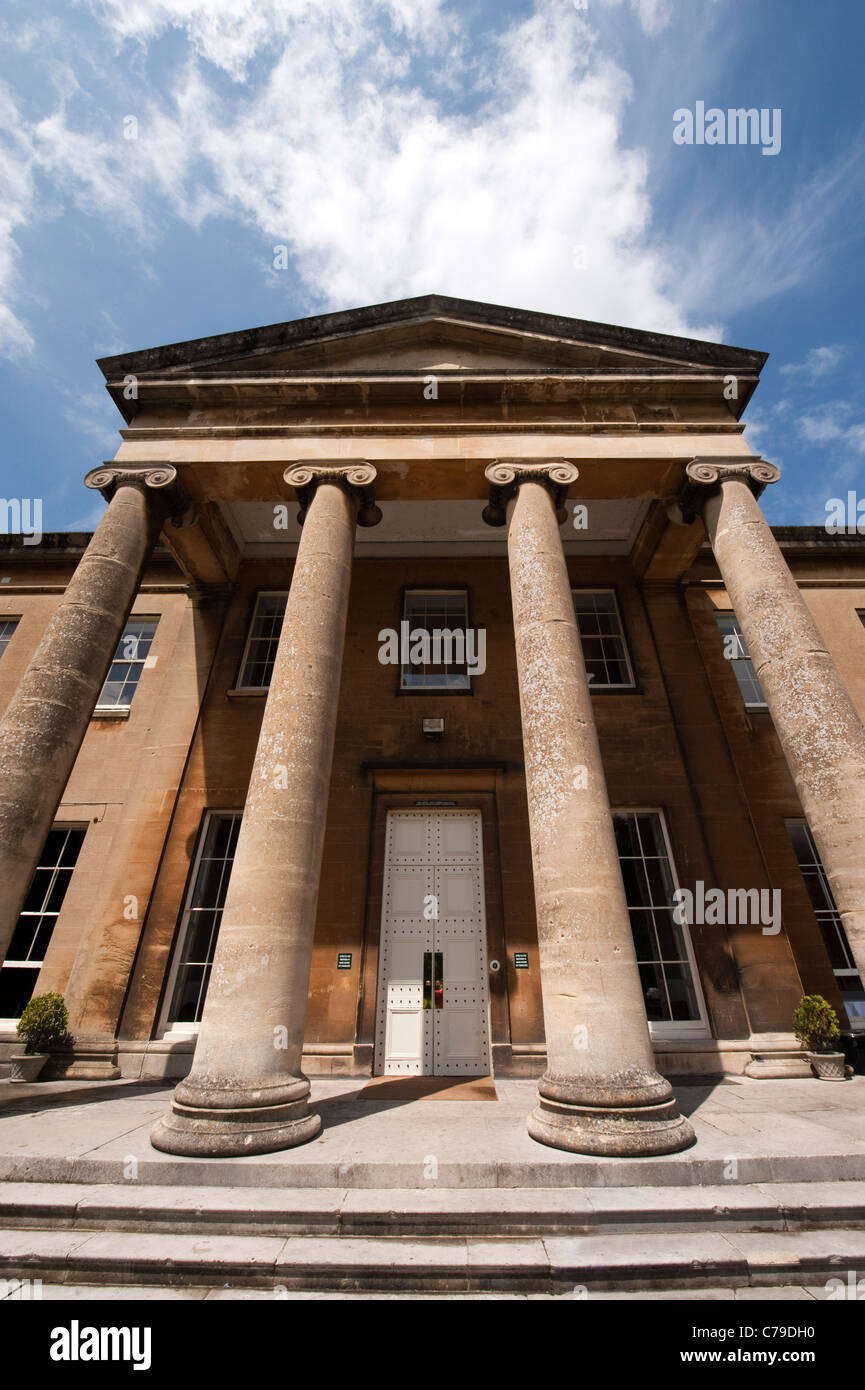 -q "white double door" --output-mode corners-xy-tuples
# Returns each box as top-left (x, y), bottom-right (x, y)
(375, 810), (491, 1076)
